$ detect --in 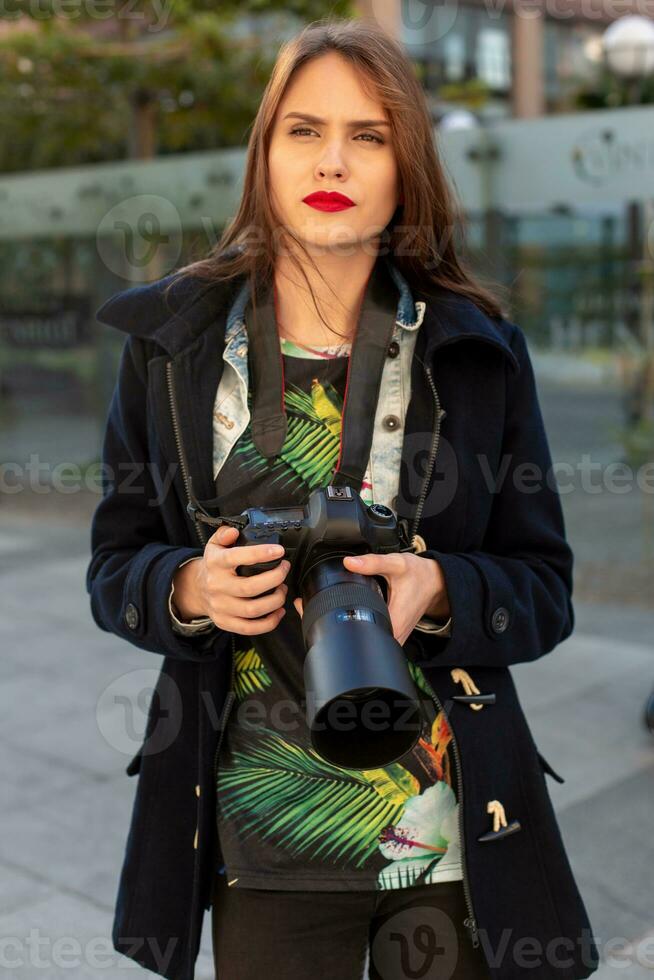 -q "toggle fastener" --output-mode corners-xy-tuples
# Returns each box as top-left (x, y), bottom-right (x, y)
(451, 668), (496, 710)
(477, 800), (521, 843)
